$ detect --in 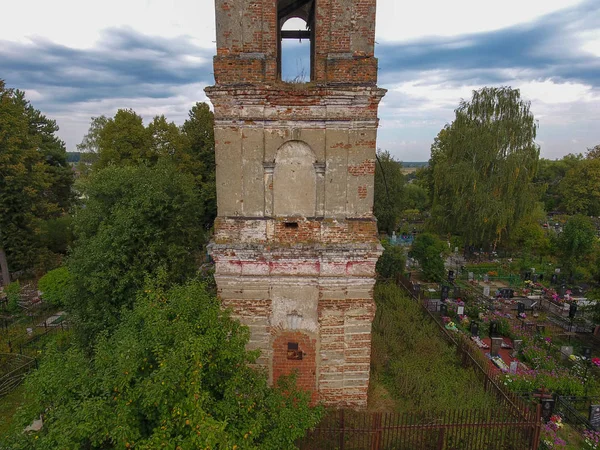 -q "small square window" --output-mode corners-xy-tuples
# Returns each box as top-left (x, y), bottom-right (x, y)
(287, 342), (302, 360)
